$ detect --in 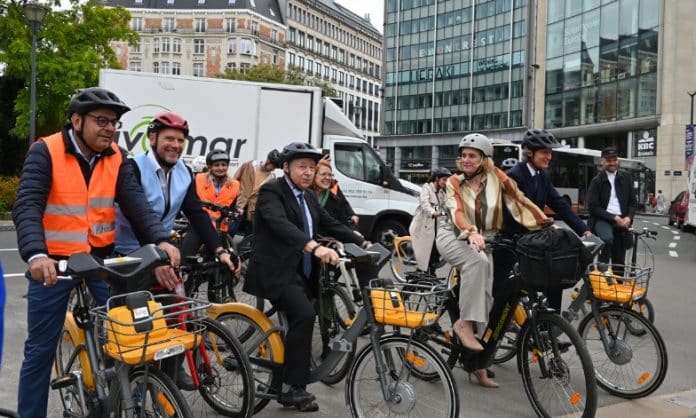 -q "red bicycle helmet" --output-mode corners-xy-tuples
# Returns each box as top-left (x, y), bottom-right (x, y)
(148, 111), (190, 137)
